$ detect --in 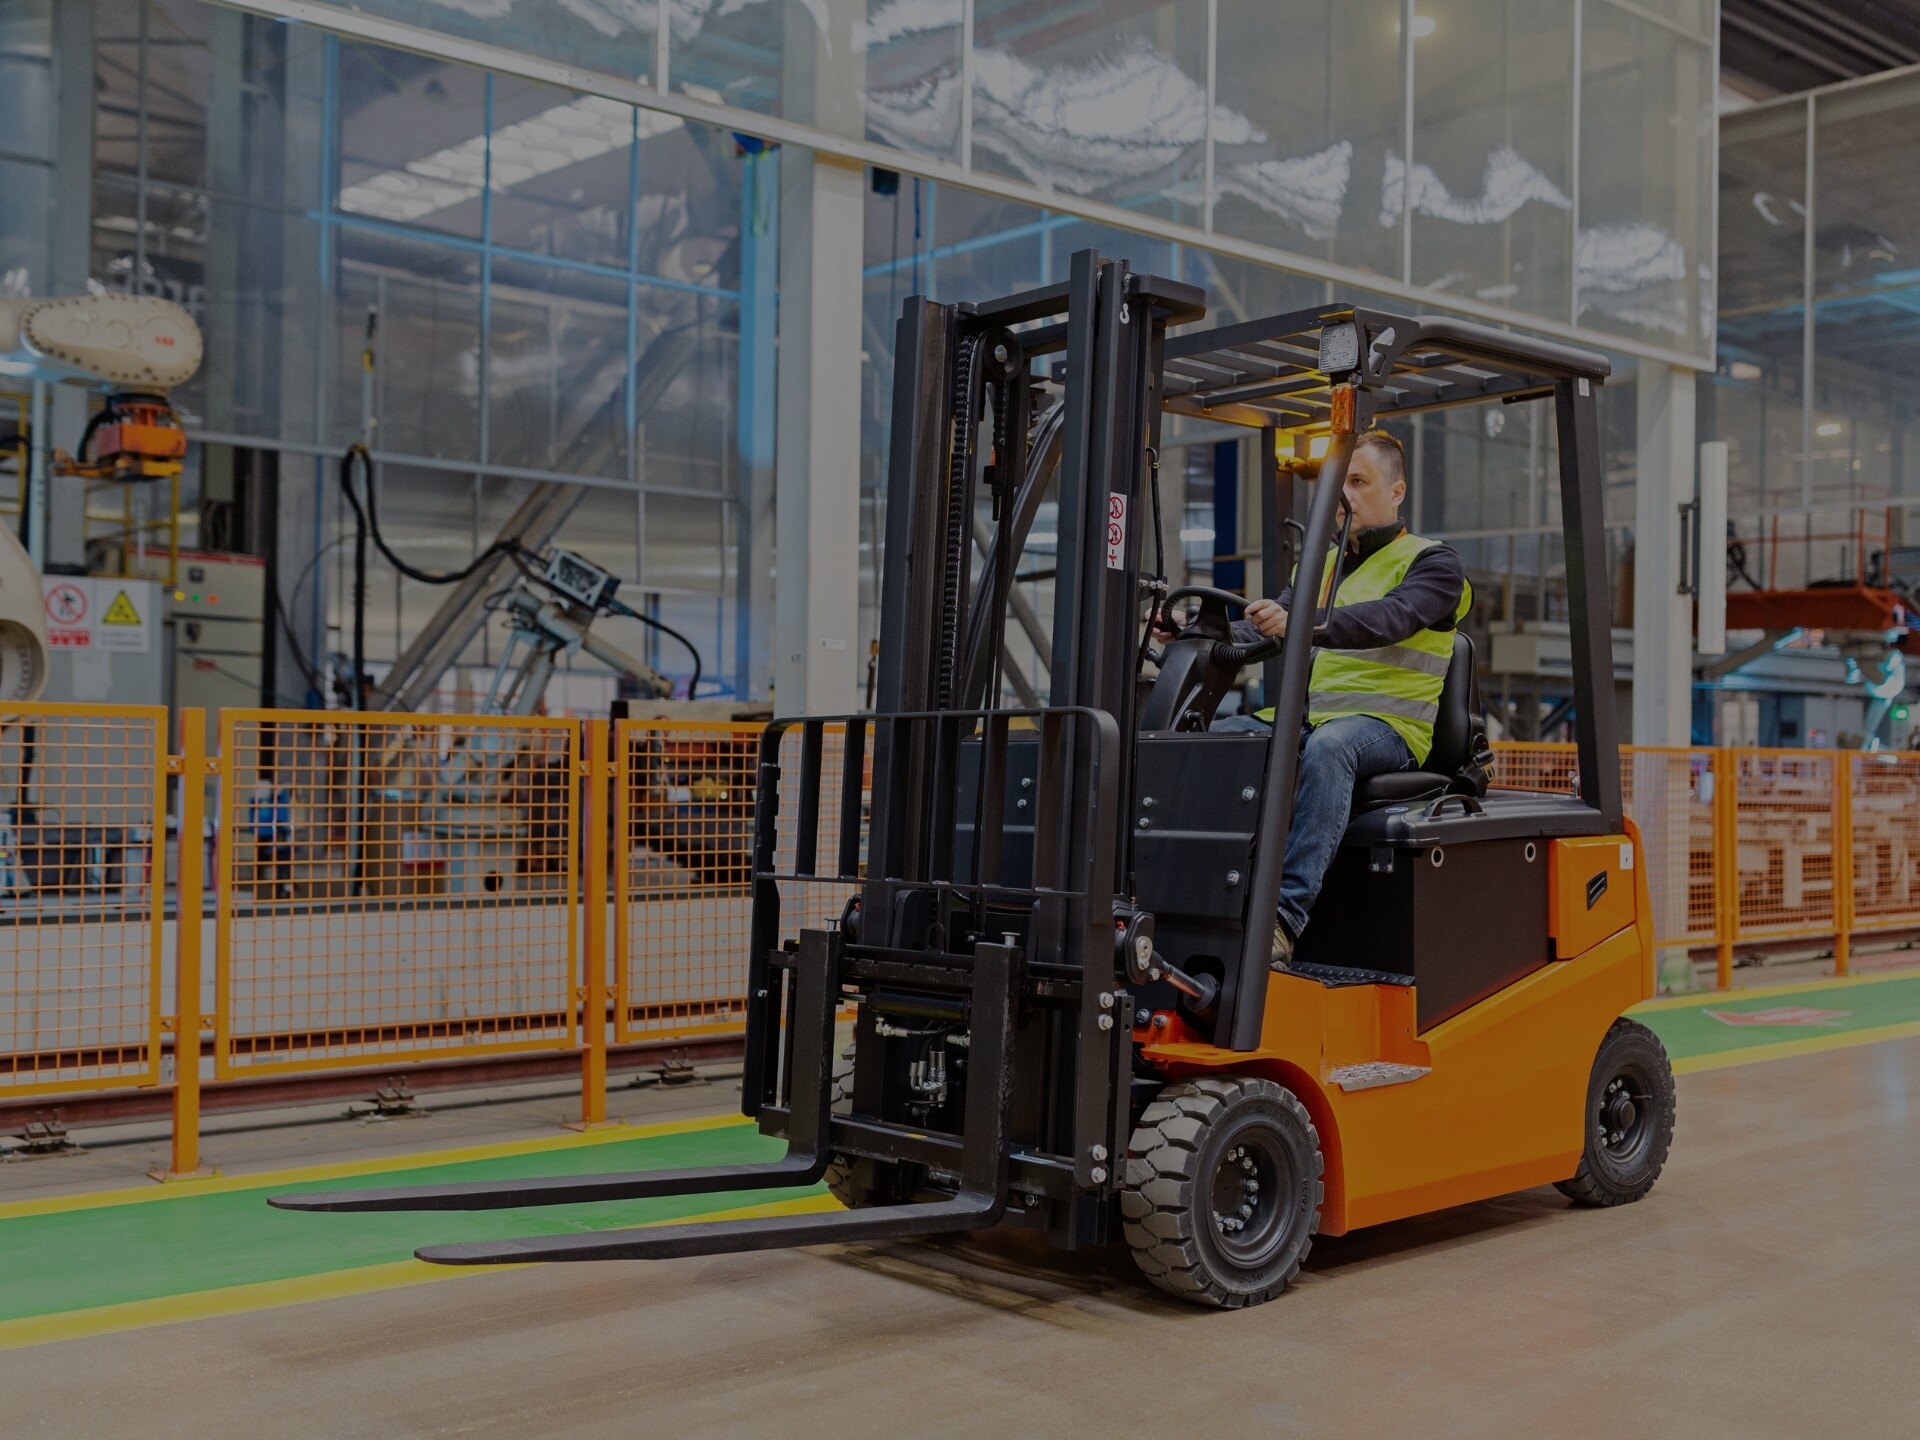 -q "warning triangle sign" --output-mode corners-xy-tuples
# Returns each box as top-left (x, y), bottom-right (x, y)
(102, 589), (142, 626)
